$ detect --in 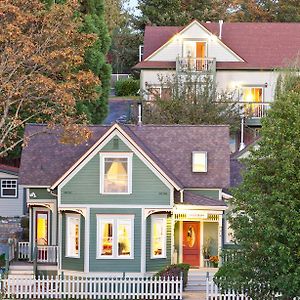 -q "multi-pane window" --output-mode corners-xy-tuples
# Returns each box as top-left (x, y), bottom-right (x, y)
(242, 87), (264, 118)
(97, 215), (134, 259)
(192, 151), (207, 173)
(1, 179), (17, 197)
(100, 153), (132, 194)
(151, 215), (167, 259)
(66, 215), (80, 258)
